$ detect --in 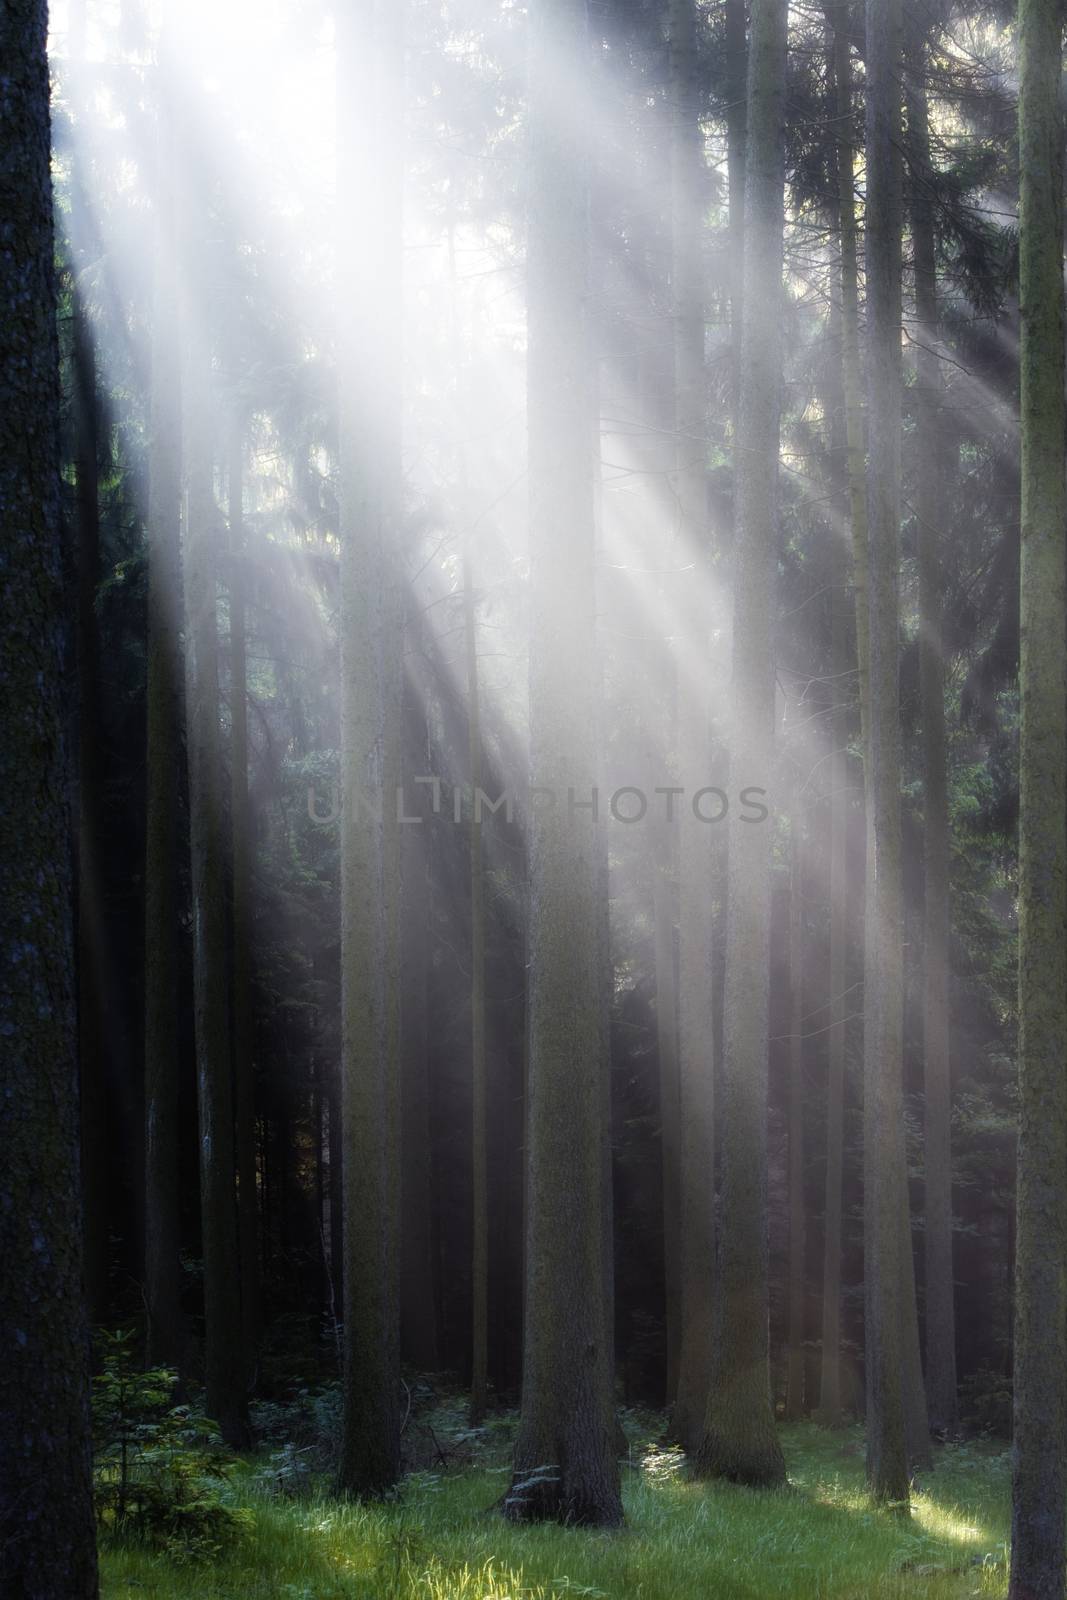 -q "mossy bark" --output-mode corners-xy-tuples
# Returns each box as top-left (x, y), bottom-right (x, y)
(692, 0), (787, 1491)
(1009, 0), (1067, 1590)
(504, 0), (622, 1529)
(0, 4), (99, 1590)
